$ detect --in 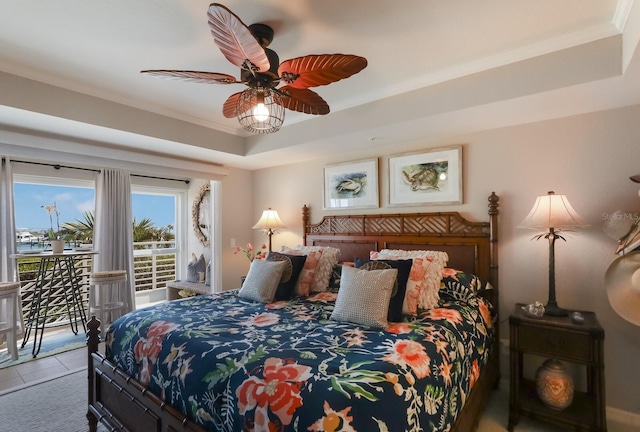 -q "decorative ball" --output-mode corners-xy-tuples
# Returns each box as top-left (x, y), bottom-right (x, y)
(535, 359), (574, 410)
